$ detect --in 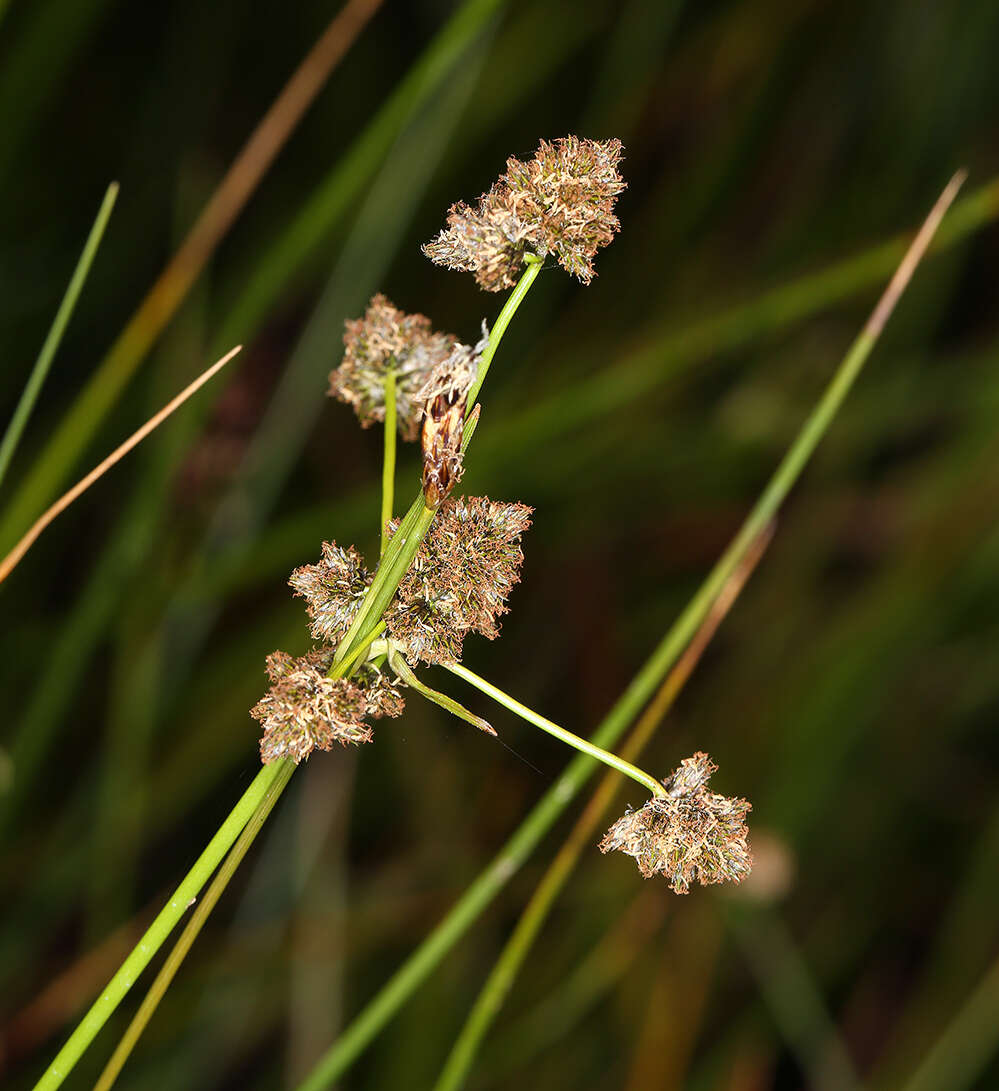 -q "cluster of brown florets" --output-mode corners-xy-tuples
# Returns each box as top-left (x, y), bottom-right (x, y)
(328, 293), (460, 440)
(599, 753), (752, 894)
(289, 496), (532, 670)
(251, 649), (404, 764)
(423, 136), (626, 291)
(386, 497), (533, 662)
